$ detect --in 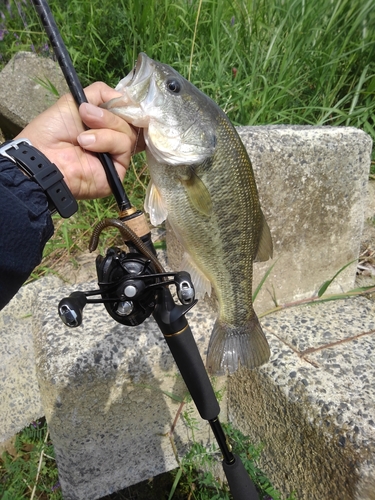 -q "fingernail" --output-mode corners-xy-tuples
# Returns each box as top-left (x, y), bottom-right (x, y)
(78, 133), (96, 146)
(83, 102), (104, 118)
